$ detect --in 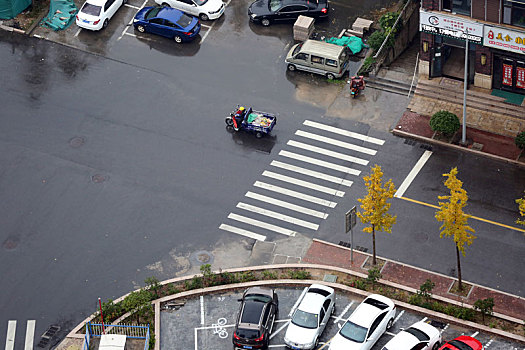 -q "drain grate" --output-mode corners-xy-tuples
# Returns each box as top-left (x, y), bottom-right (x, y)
(420, 144), (433, 151)
(338, 241), (368, 252)
(91, 174), (107, 183)
(404, 139), (417, 146)
(37, 325), (60, 348)
(430, 320), (447, 329)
